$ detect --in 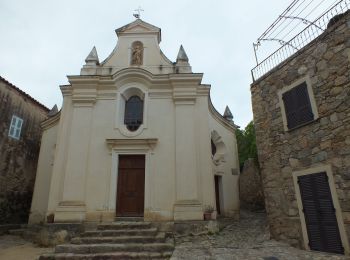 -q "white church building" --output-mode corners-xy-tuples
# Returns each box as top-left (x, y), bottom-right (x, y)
(29, 19), (240, 224)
